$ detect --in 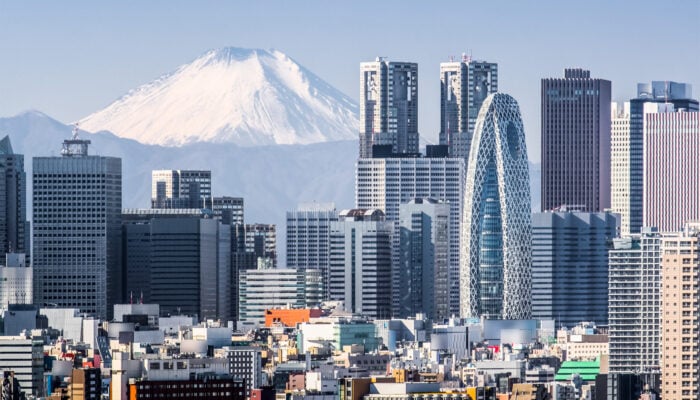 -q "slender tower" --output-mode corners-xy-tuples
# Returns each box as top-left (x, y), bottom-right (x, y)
(460, 93), (531, 319)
